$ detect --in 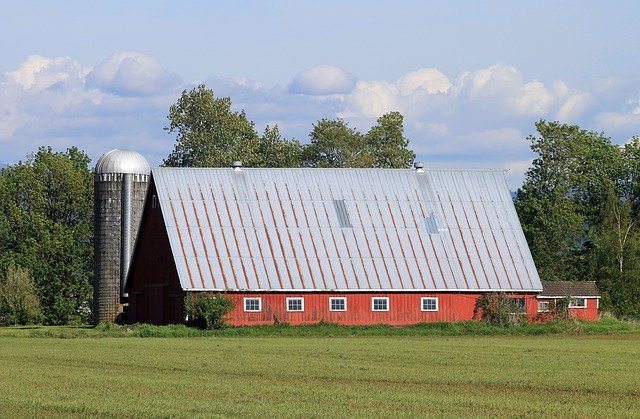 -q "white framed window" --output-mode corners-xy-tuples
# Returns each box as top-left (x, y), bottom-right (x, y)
(329, 297), (347, 312)
(372, 297), (389, 312)
(569, 298), (587, 308)
(286, 297), (304, 312)
(537, 301), (550, 312)
(244, 298), (261, 312)
(421, 297), (439, 311)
